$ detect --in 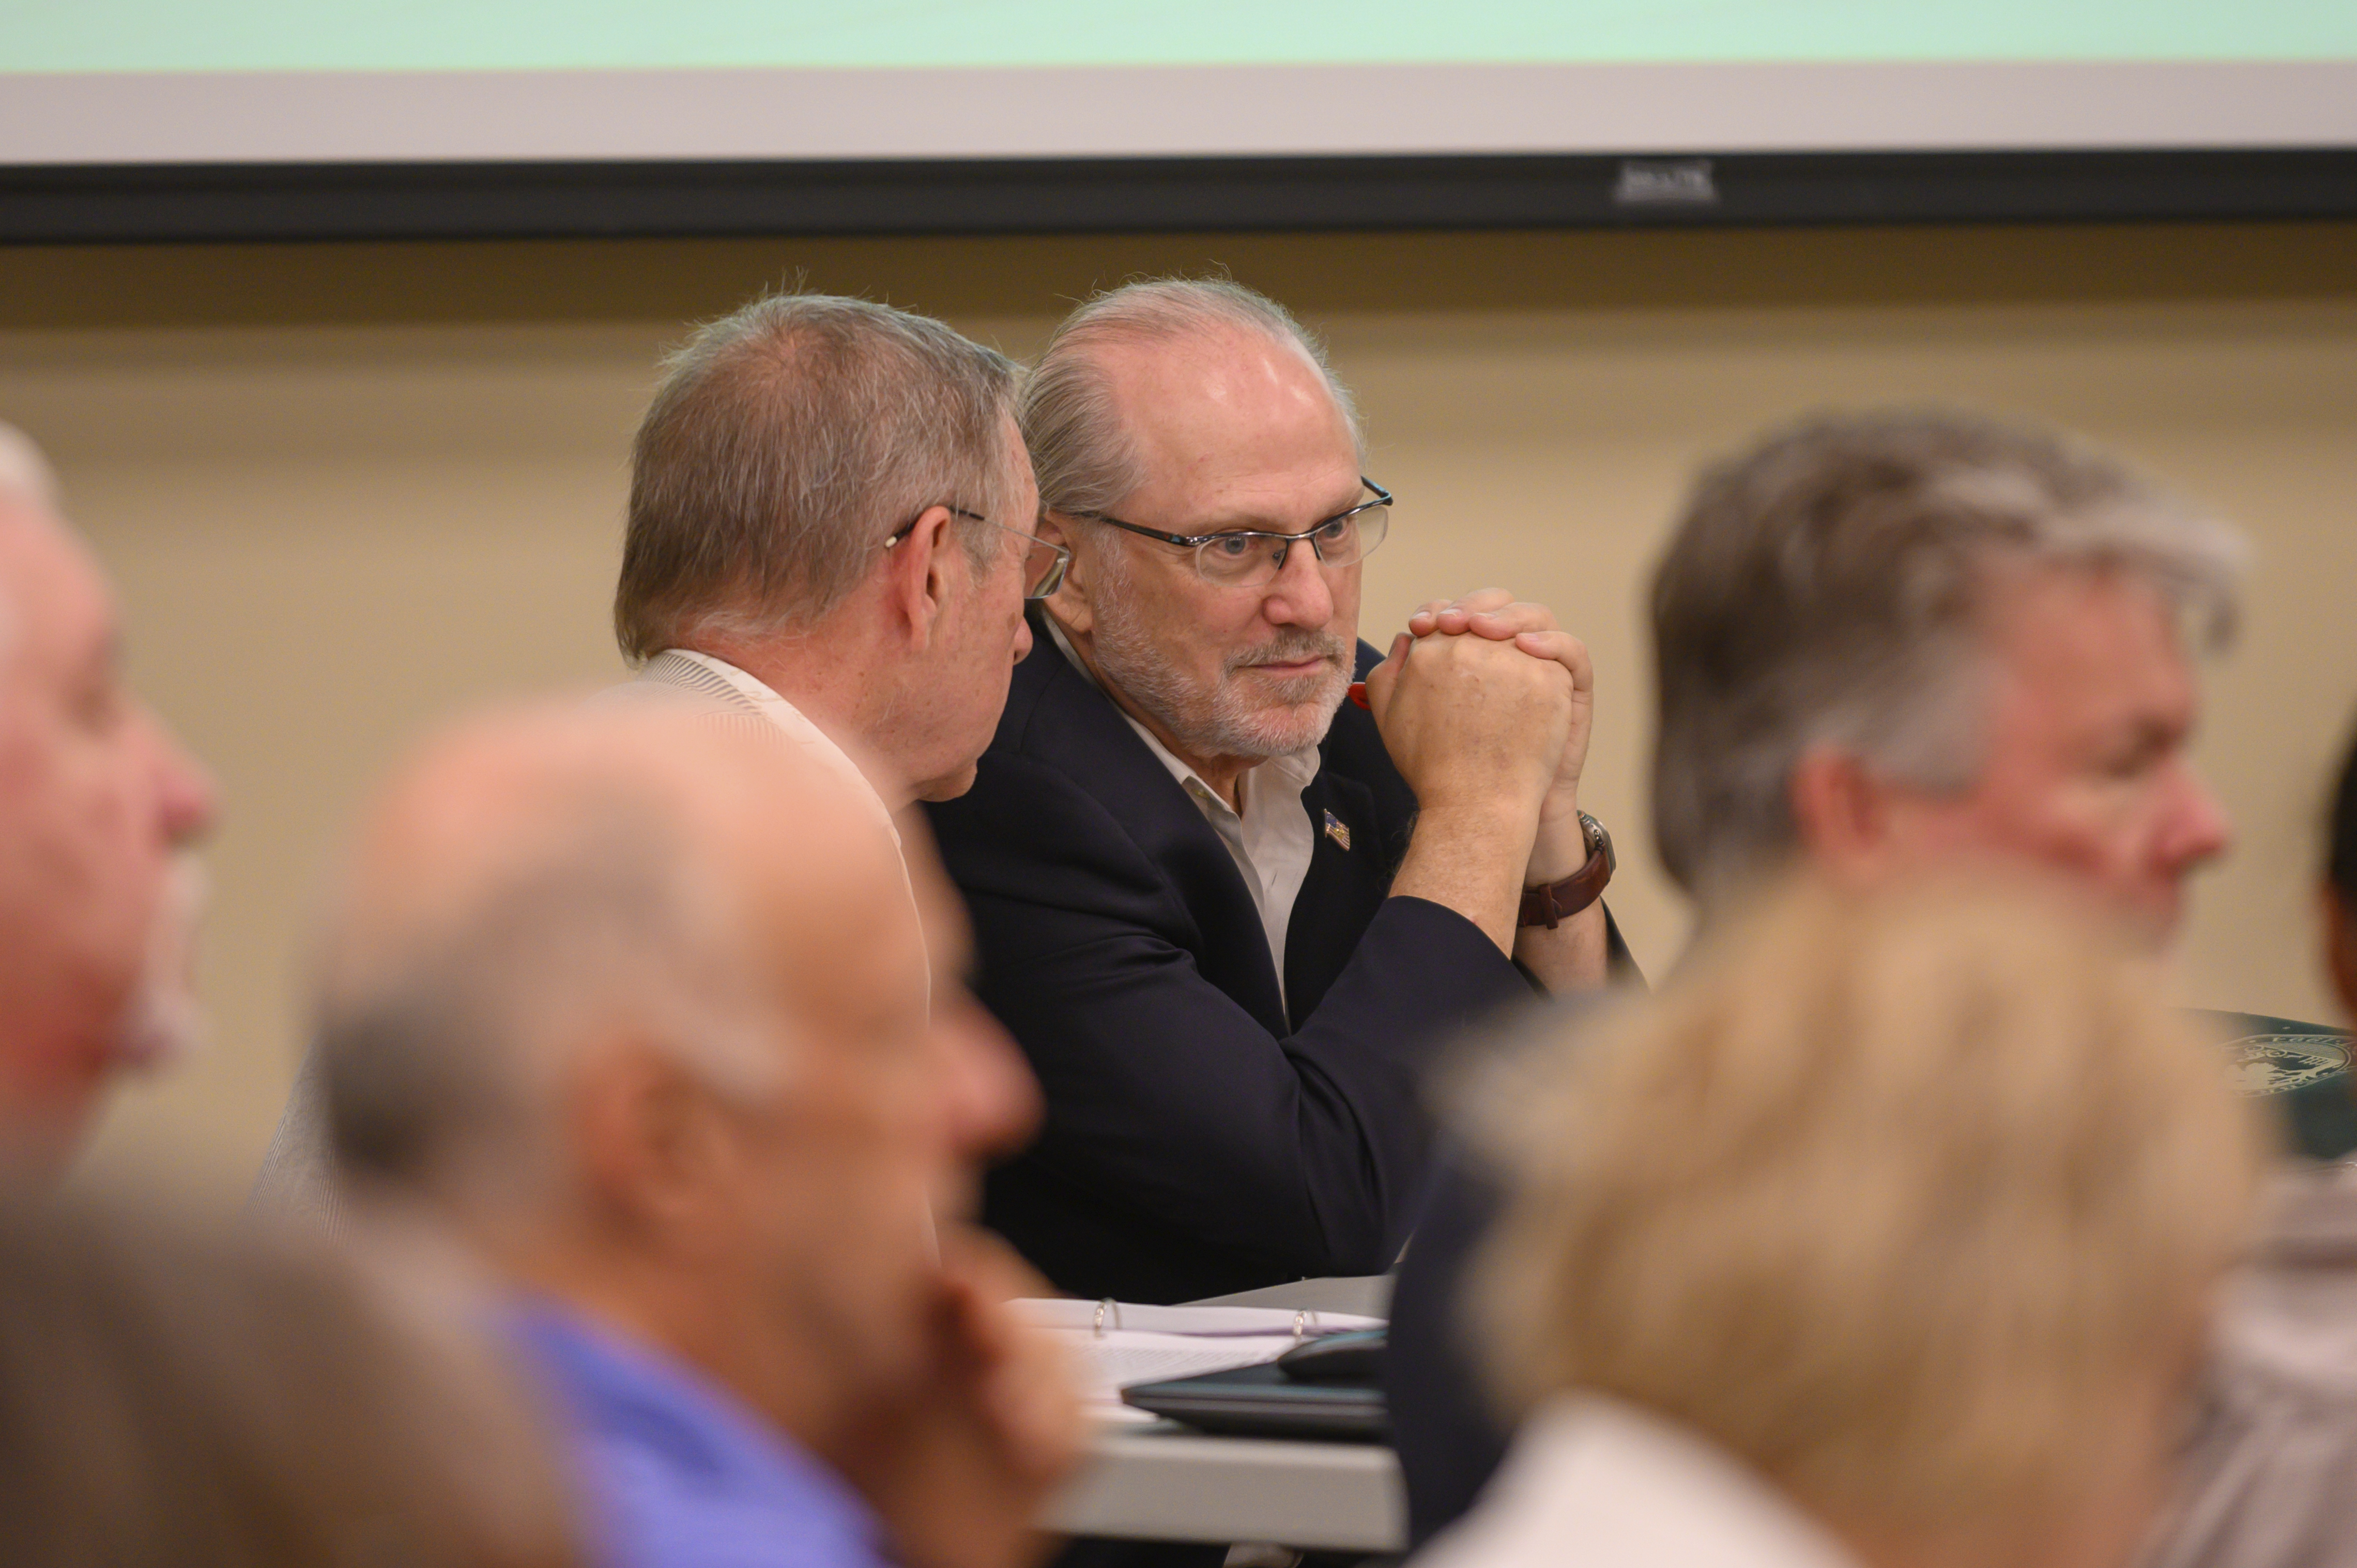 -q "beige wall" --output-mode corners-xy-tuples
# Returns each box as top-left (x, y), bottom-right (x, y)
(2, 223), (2352, 1204)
